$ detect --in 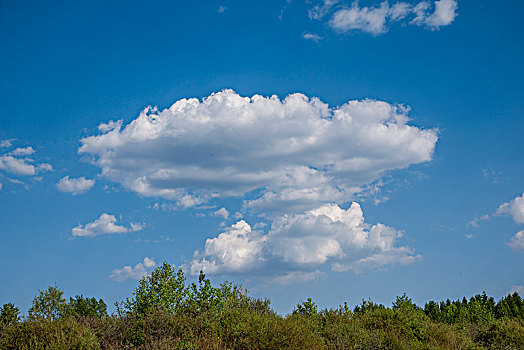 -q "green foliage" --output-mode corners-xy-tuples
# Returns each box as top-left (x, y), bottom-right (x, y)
(185, 270), (222, 313)
(64, 295), (108, 318)
(27, 284), (67, 321)
(424, 292), (497, 324)
(495, 292), (524, 319)
(293, 297), (318, 316)
(474, 318), (524, 349)
(123, 262), (271, 319)
(353, 298), (386, 314)
(0, 303), (20, 326)
(123, 262), (187, 316)
(3, 266), (524, 349)
(0, 318), (99, 350)
(217, 281), (272, 314)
